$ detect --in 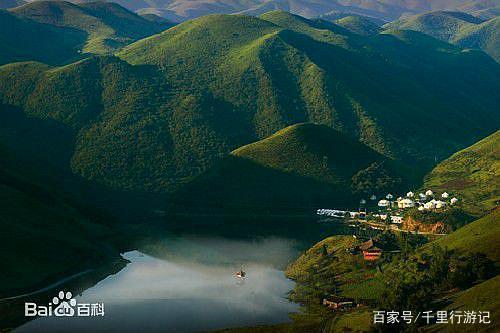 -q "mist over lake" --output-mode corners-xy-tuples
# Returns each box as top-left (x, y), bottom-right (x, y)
(15, 235), (303, 332)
